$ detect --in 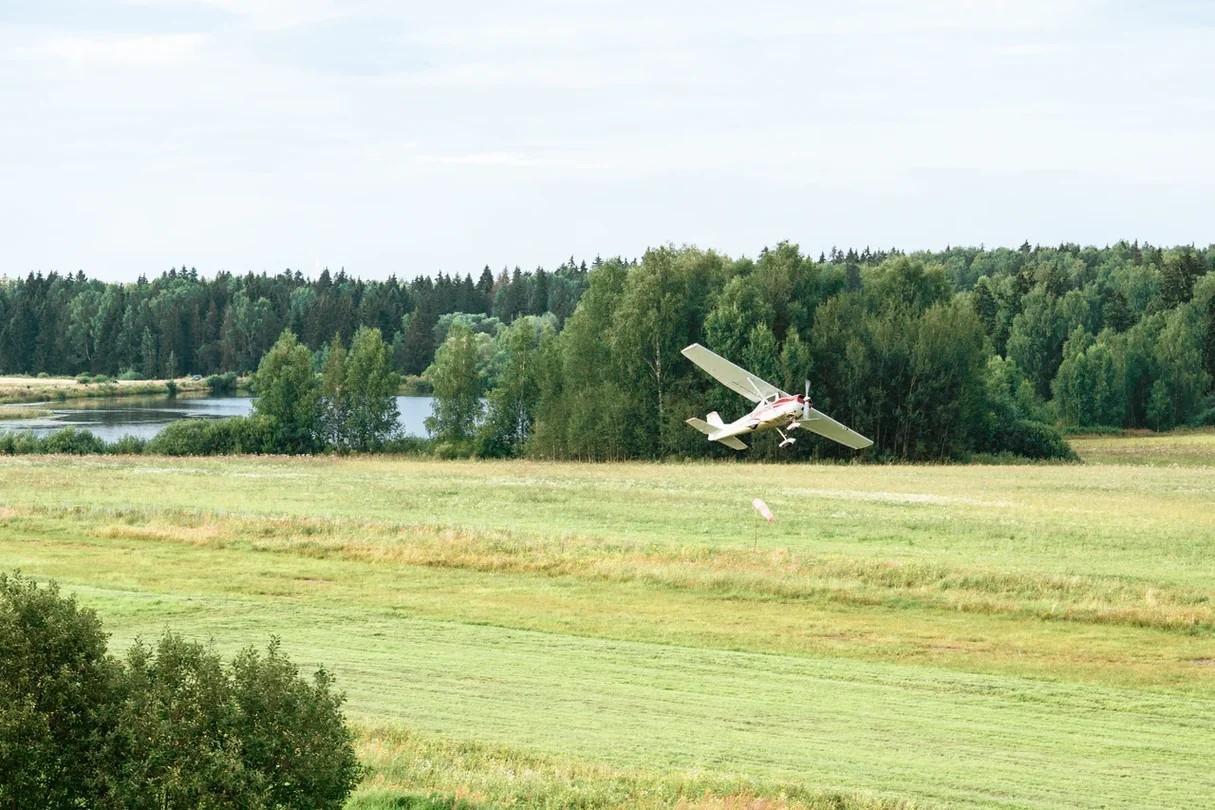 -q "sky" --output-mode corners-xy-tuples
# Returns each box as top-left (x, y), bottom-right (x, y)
(2, 1), (1214, 282)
